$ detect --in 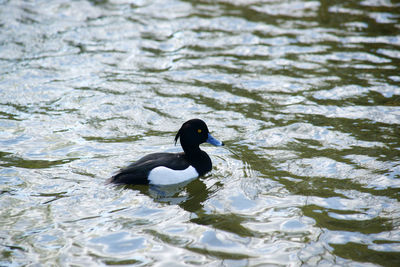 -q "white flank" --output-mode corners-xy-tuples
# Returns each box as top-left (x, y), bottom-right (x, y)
(148, 166), (199, 185)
